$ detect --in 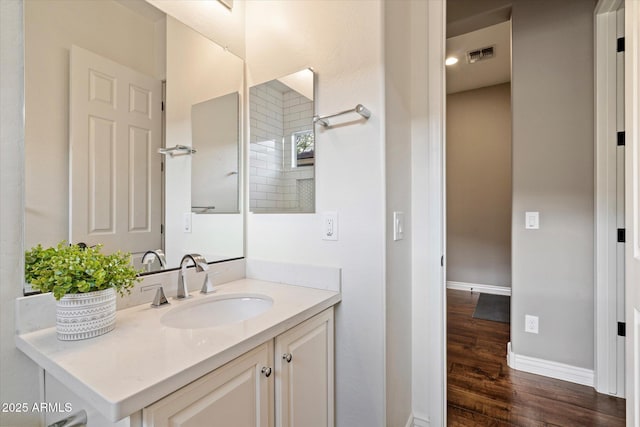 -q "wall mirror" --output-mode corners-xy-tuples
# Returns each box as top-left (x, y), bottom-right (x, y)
(249, 69), (316, 213)
(23, 0), (244, 290)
